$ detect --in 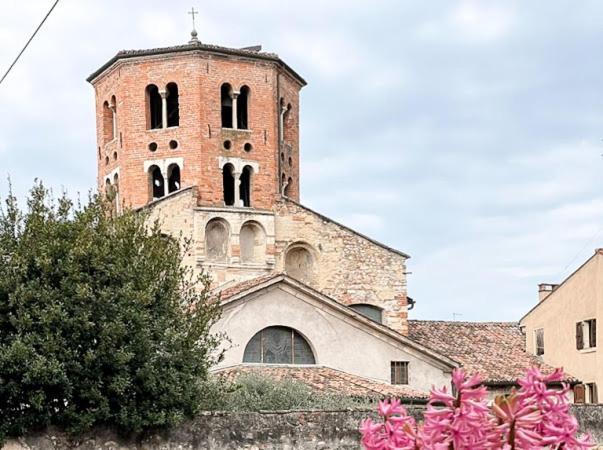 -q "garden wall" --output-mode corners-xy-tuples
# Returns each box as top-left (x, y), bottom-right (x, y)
(3, 406), (602, 449)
